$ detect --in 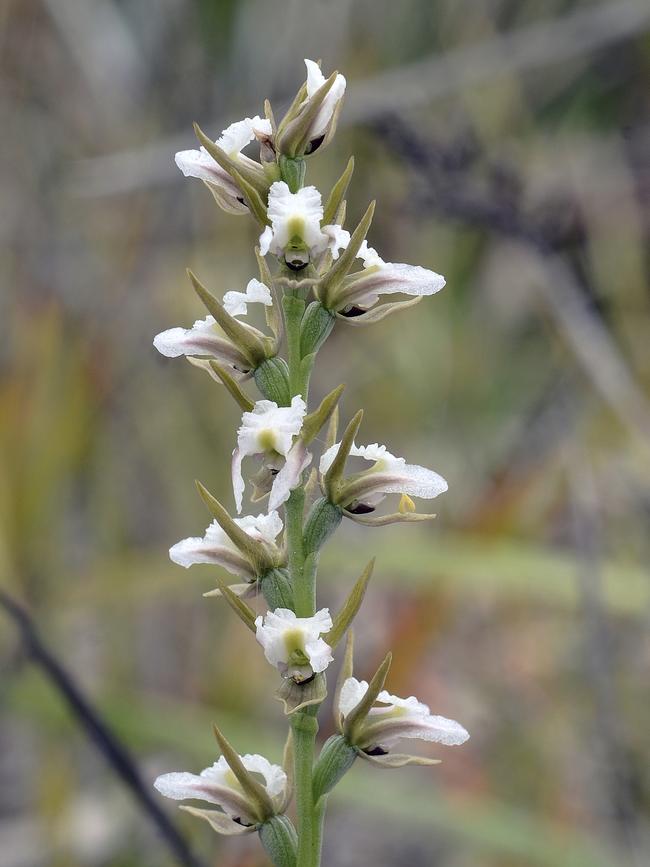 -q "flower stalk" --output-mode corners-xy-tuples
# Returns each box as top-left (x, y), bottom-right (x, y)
(152, 57), (469, 867)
